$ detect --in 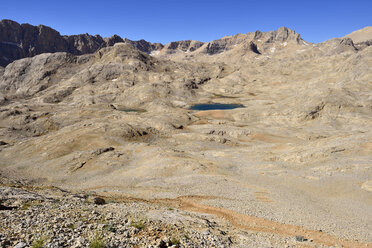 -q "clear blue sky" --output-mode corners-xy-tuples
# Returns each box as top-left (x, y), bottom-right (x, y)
(1, 0), (371, 44)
